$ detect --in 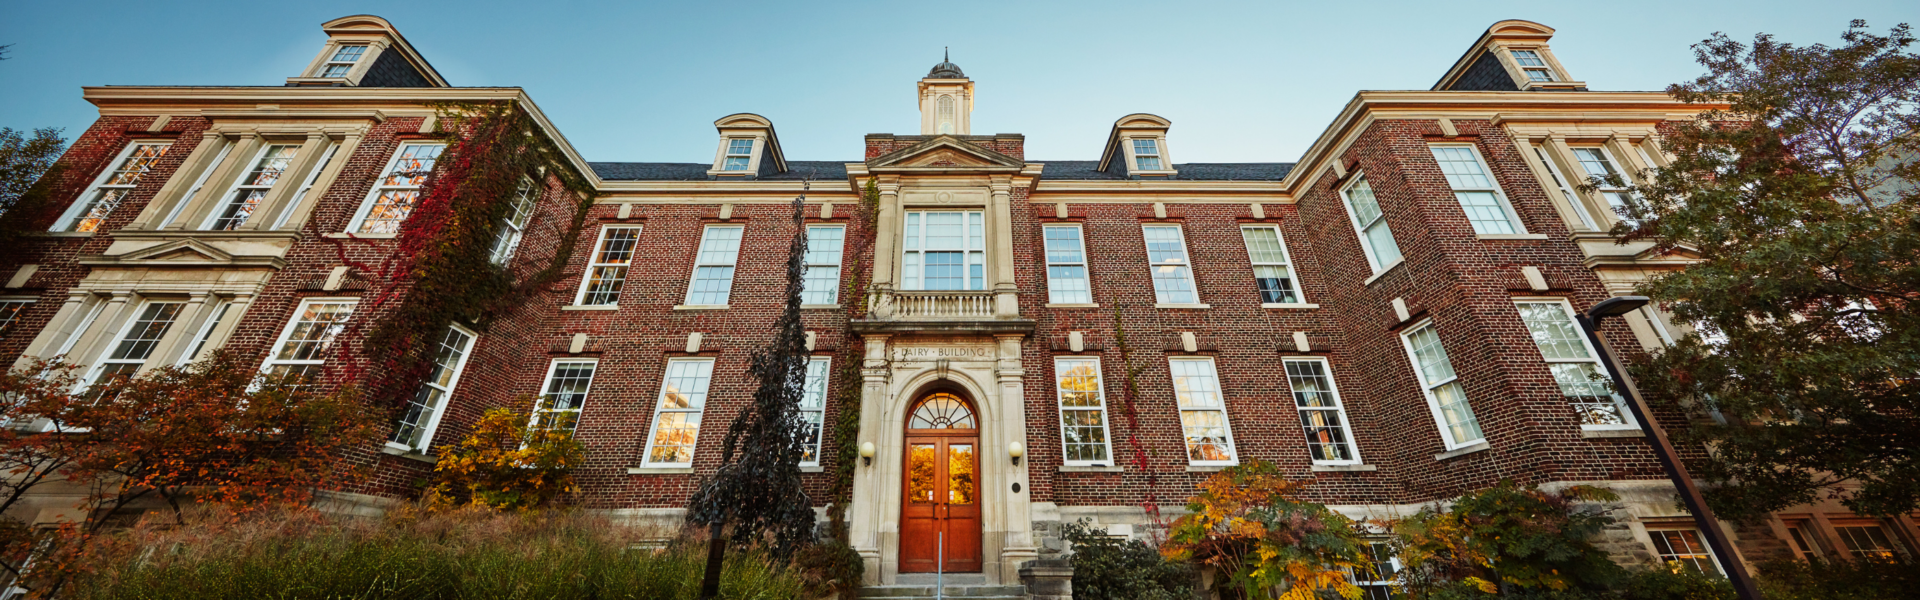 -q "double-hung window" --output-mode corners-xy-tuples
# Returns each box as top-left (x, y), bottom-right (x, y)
(177, 300), (232, 366)
(1142, 225), (1198, 304)
(208, 144), (301, 231)
(1285, 358), (1359, 464)
(533, 359), (597, 434)
(802, 225), (845, 305)
(799, 357), (830, 466)
(1648, 528), (1720, 574)
(389, 325), (477, 451)
(1530, 144), (1598, 230)
(0, 300), (34, 338)
(262, 299), (356, 386)
(320, 44), (366, 78)
(722, 139), (754, 171)
(1132, 139), (1164, 171)
(644, 358), (714, 466)
(1054, 357), (1112, 465)
(1043, 225), (1090, 304)
(576, 226), (640, 306)
(902, 211), (984, 291)
(56, 142), (172, 232)
(1834, 524), (1908, 559)
(489, 177), (539, 265)
(1511, 50), (1555, 82)
(1241, 226), (1302, 304)
(1170, 357), (1234, 465)
(1430, 146), (1525, 235)
(350, 143), (444, 234)
(86, 301), (185, 387)
(1401, 321), (1484, 449)
(686, 225), (744, 306)
(1571, 147), (1638, 224)
(1351, 542), (1402, 600)
(1342, 176), (1402, 273)
(1515, 300), (1632, 428)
